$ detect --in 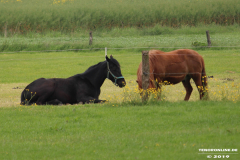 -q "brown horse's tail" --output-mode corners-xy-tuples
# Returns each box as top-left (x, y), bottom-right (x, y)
(201, 61), (209, 100)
